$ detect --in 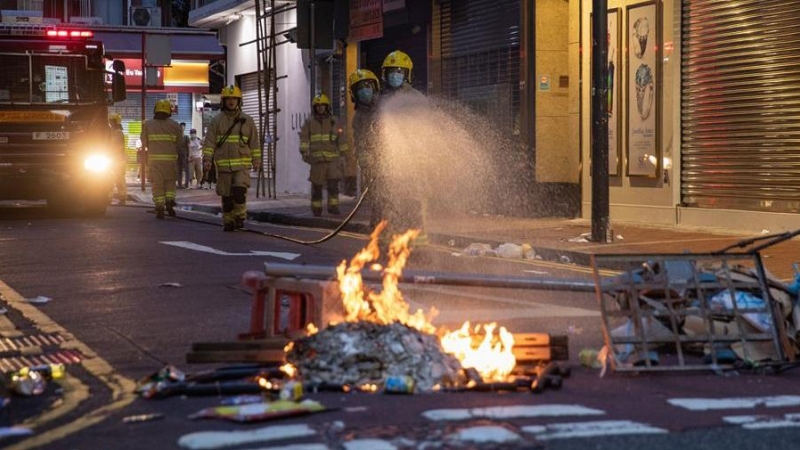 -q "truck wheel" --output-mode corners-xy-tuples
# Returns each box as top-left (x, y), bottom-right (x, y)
(82, 196), (109, 217)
